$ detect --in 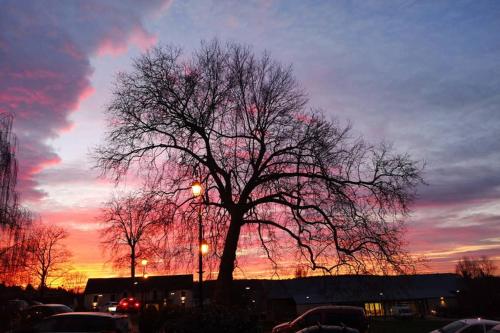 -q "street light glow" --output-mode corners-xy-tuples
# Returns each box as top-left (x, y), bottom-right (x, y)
(192, 181), (203, 197)
(141, 259), (148, 266)
(201, 240), (209, 255)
